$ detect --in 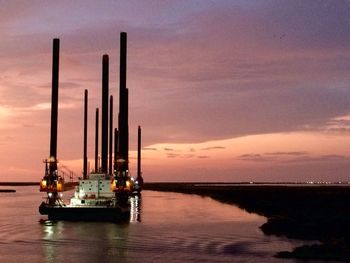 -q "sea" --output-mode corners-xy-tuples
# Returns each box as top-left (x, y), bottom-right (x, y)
(0, 186), (319, 263)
